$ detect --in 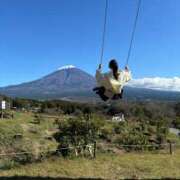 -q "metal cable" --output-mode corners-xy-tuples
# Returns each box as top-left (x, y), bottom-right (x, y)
(125, 0), (142, 66)
(99, 0), (108, 66)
